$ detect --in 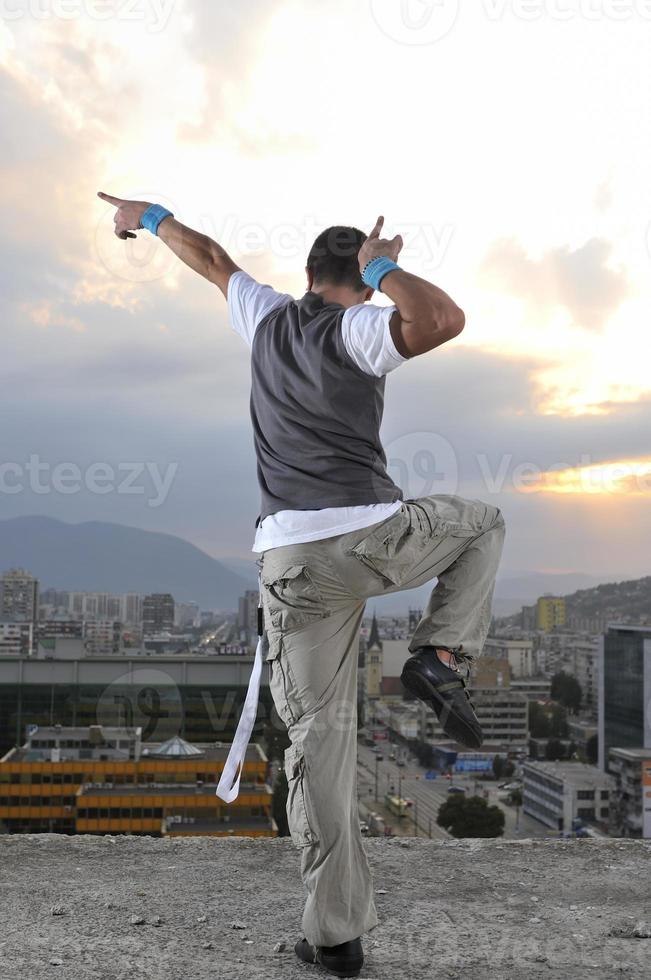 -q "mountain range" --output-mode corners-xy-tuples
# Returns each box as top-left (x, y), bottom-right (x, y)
(0, 516), (258, 610)
(0, 515), (629, 616)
